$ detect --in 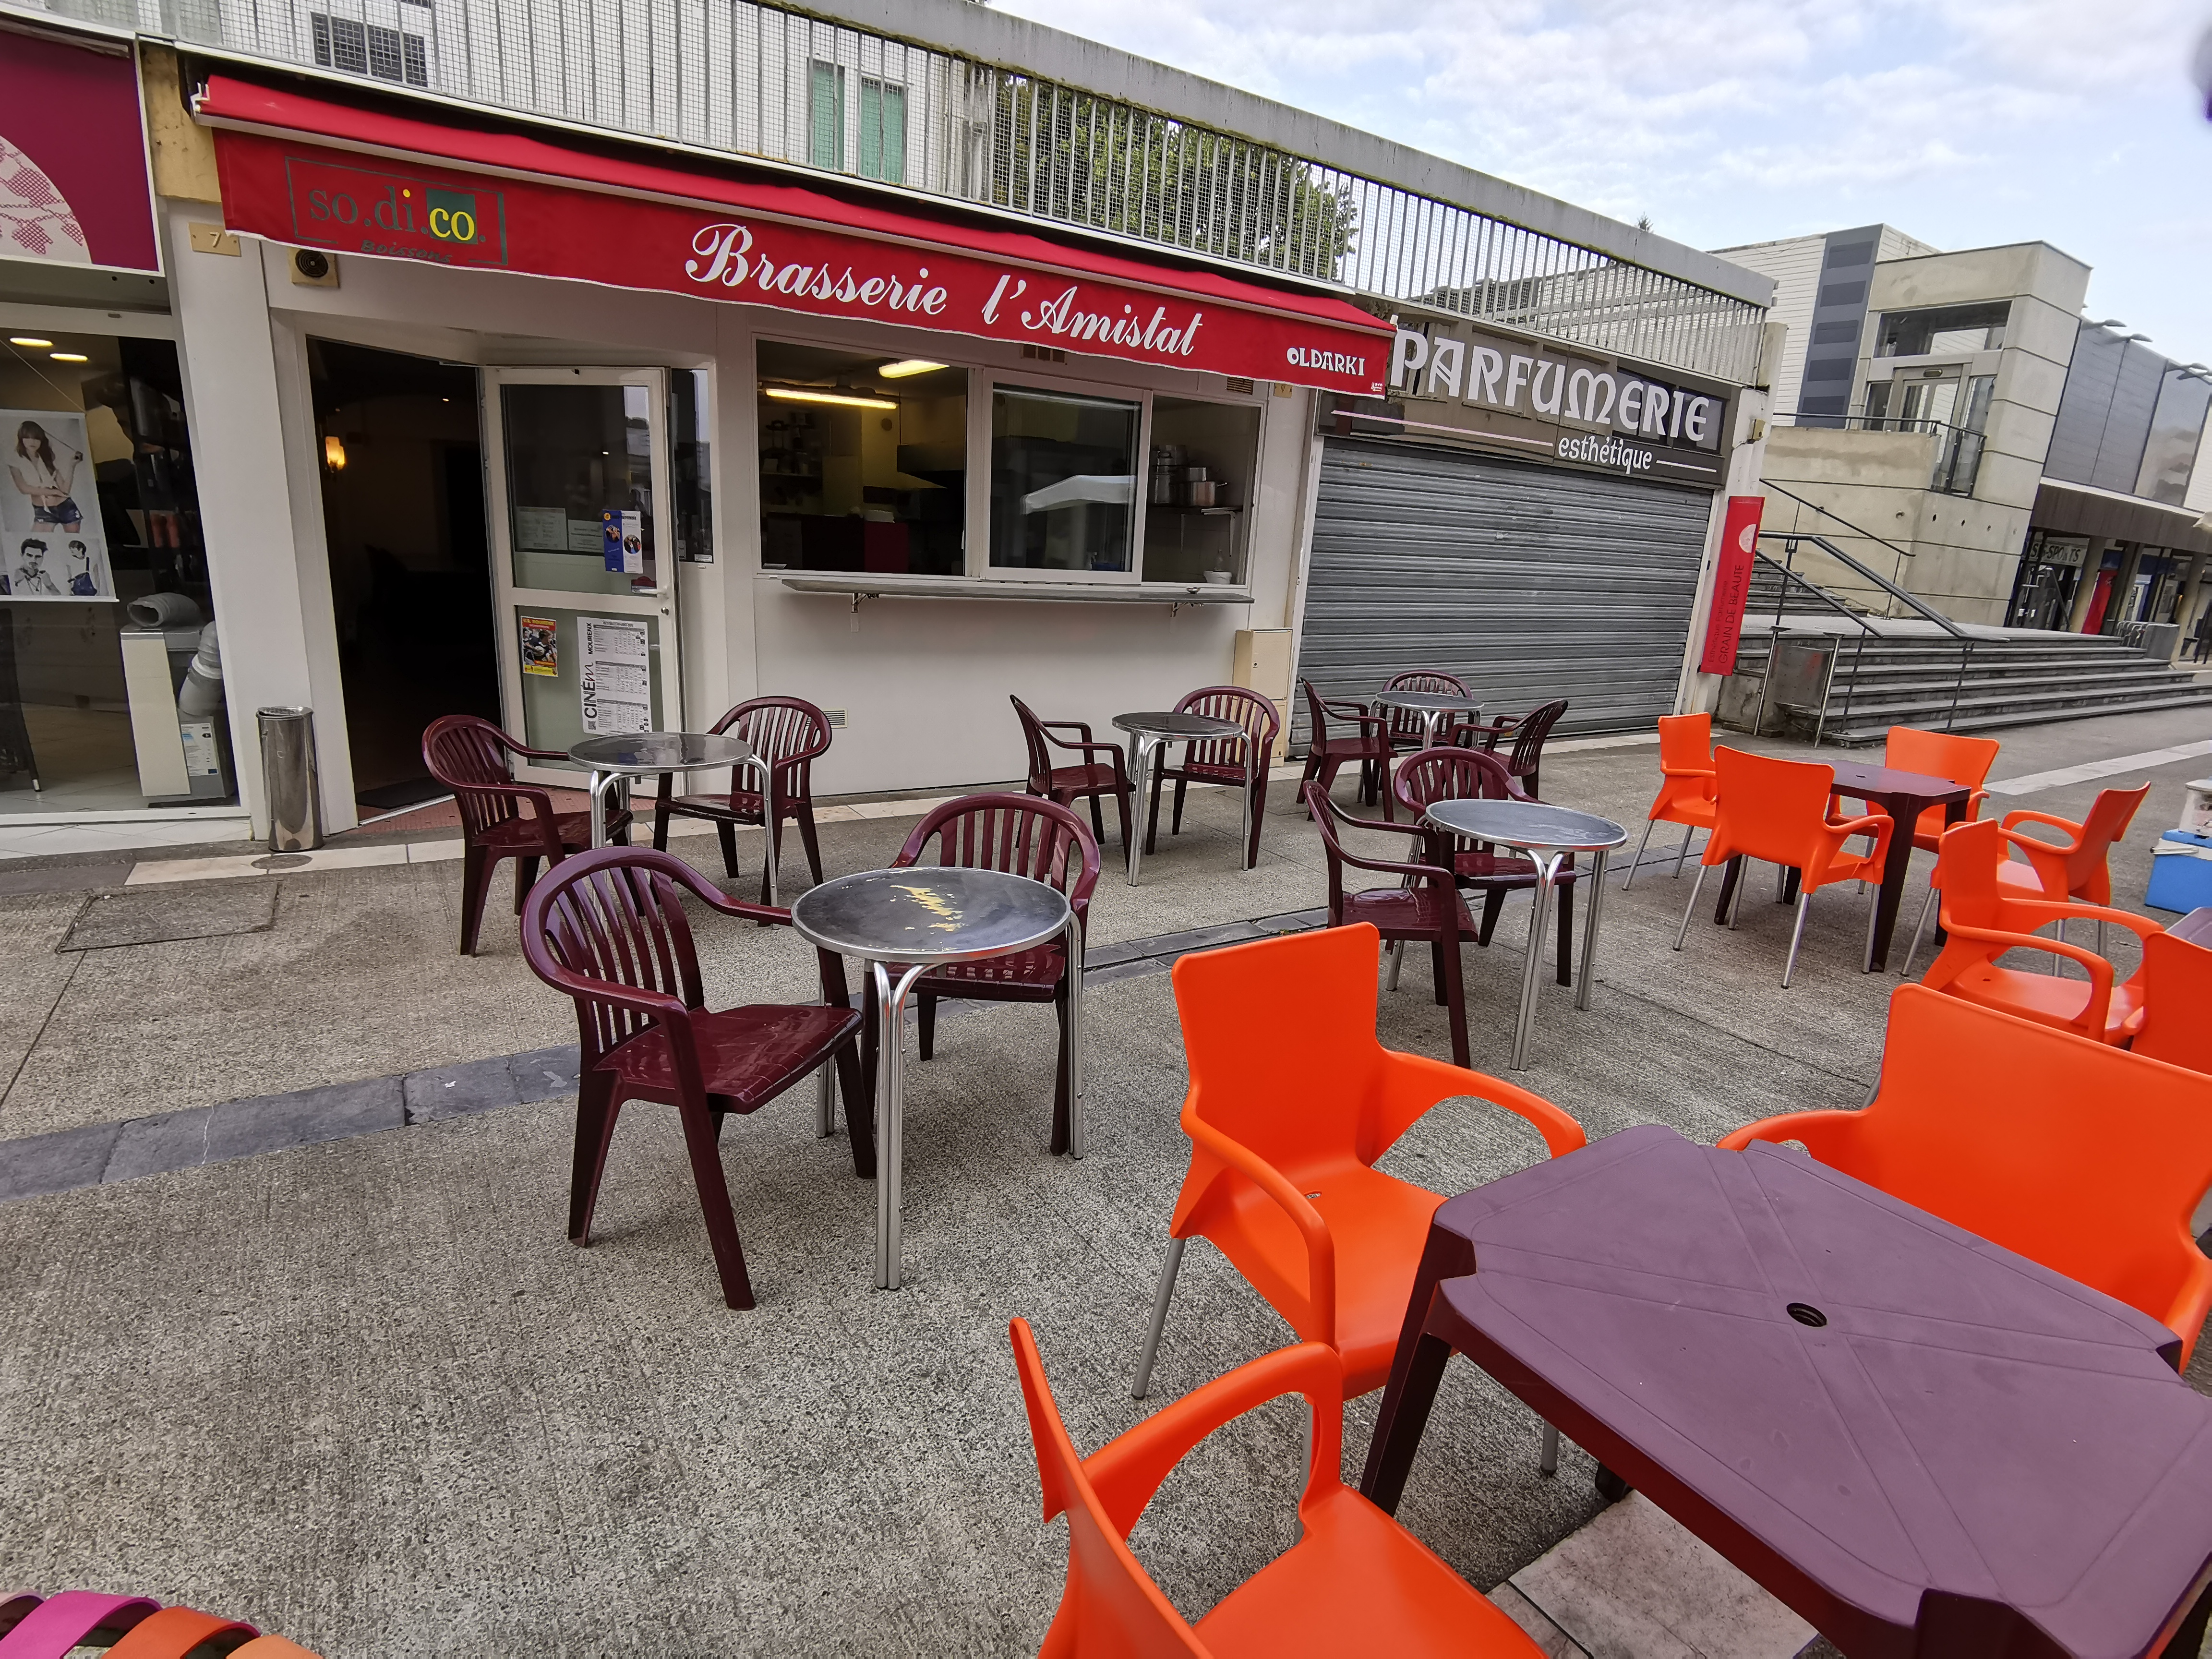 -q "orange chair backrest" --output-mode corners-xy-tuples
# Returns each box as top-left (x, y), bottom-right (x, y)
(1926, 817), (2009, 933)
(1792, 986), (2212, 1355)
(1651, 714), (1716, 818)
(2135, 929), (2212, 1074)
(1012, 1320), (1214, 1657)
(1170, 926), (1394, 1186)
(2067, 784), (2151, 898)
(1884, 726), (2000, 791)
(1707, 746), (1837, 869)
